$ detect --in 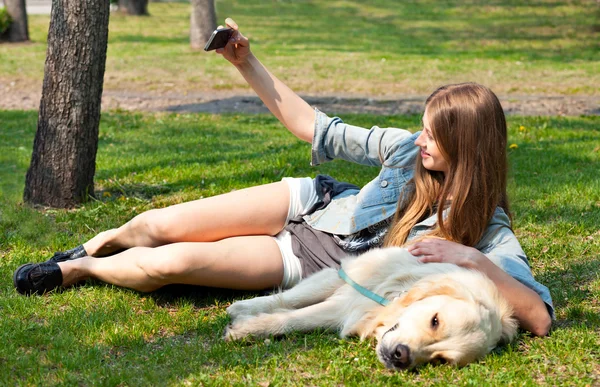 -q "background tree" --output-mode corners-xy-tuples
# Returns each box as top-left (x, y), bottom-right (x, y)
(4, 0), (29, 42)
(23, 0), (110, 208)
(118, 0), (149, 16)
(190, 0), (216, 50)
